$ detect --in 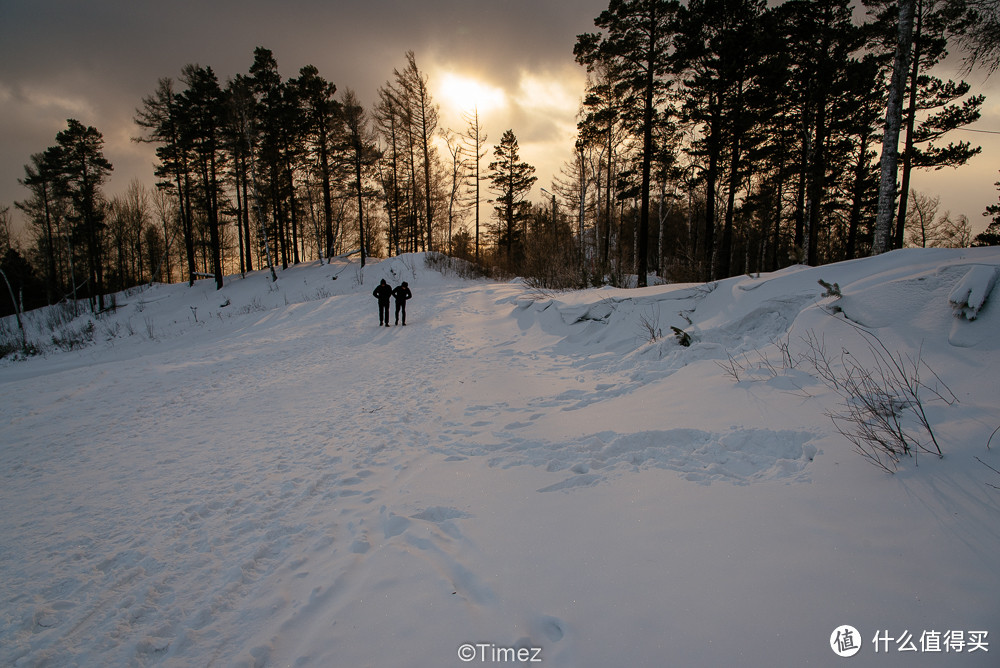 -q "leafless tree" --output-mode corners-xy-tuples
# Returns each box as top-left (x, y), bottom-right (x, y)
(905, 190), (971, 248)
(461, 107), (488, 262)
